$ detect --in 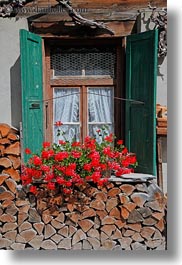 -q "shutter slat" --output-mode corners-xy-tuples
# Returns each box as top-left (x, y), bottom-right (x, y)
(125, 29), (158, 175)
(20, 29), (43, 162)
